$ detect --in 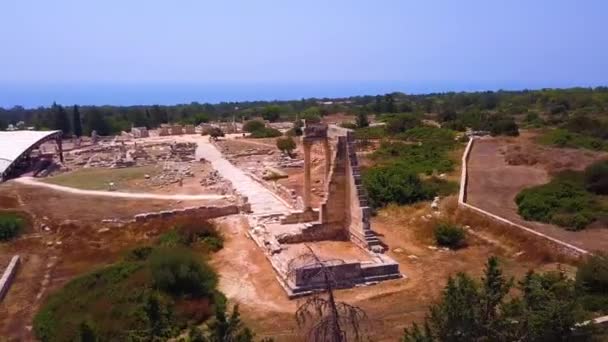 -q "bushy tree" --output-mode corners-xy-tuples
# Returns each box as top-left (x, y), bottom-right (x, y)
(301, 107), (322, 123)
(356, 112), (369, 128)
(363, 165), (433, 209)
(208, 127), (225, 140)
(438, 109), (457, 122)
(276, 136), (296, 157)
(482, 115), (519, 136)
(385, 114), (420, 134)
(150, 248), (217, 298)
(243, 120), (266, 133)
(261, 105), (283, 122)
(584, 160), (608, 195)
(576, 253), (608, 296)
